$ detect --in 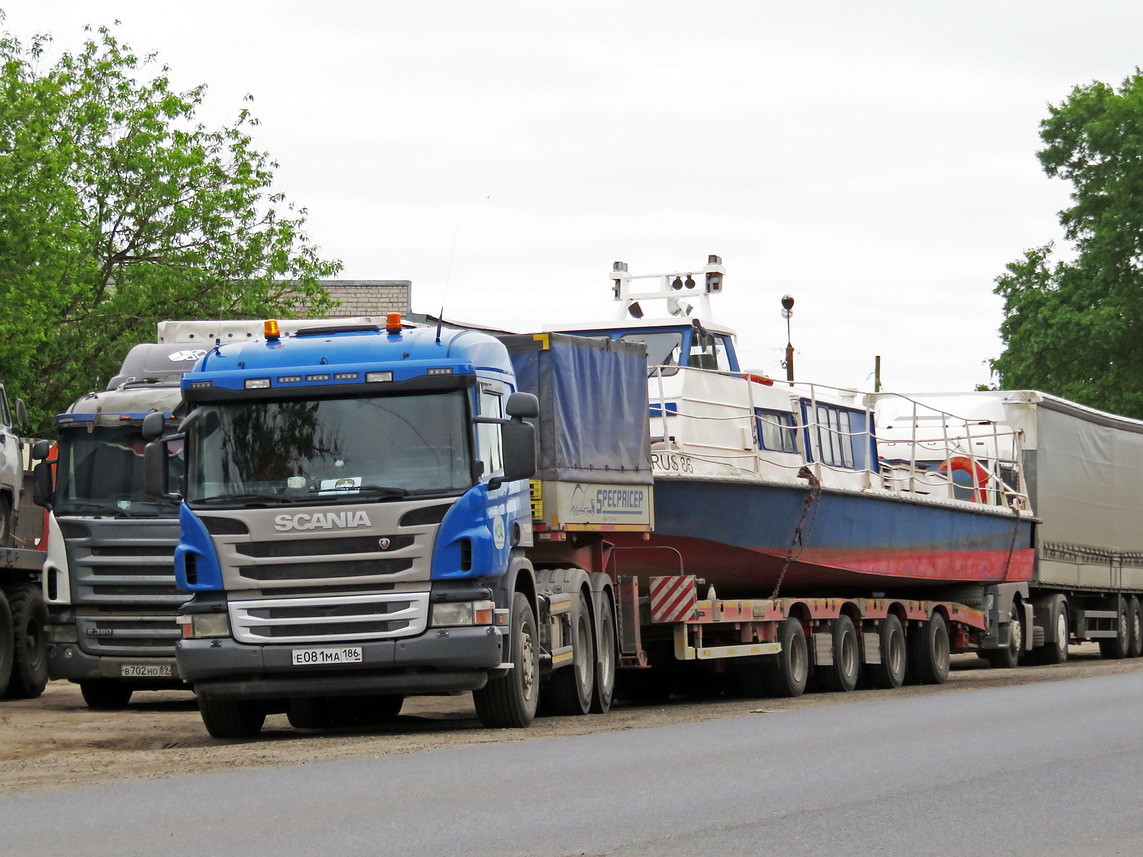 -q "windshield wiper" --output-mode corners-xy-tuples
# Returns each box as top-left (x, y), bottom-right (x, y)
(56, 501), (124, 516)
(197, 492), (290, 506)
(307, 484), (410, 502)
